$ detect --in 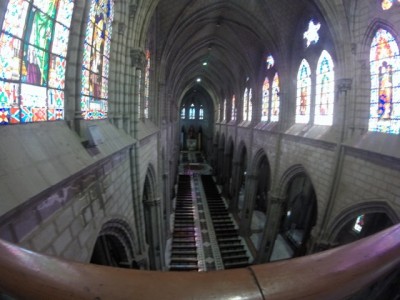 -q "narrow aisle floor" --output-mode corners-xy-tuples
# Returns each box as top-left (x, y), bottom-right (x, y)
(168, 151), (252, 271)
